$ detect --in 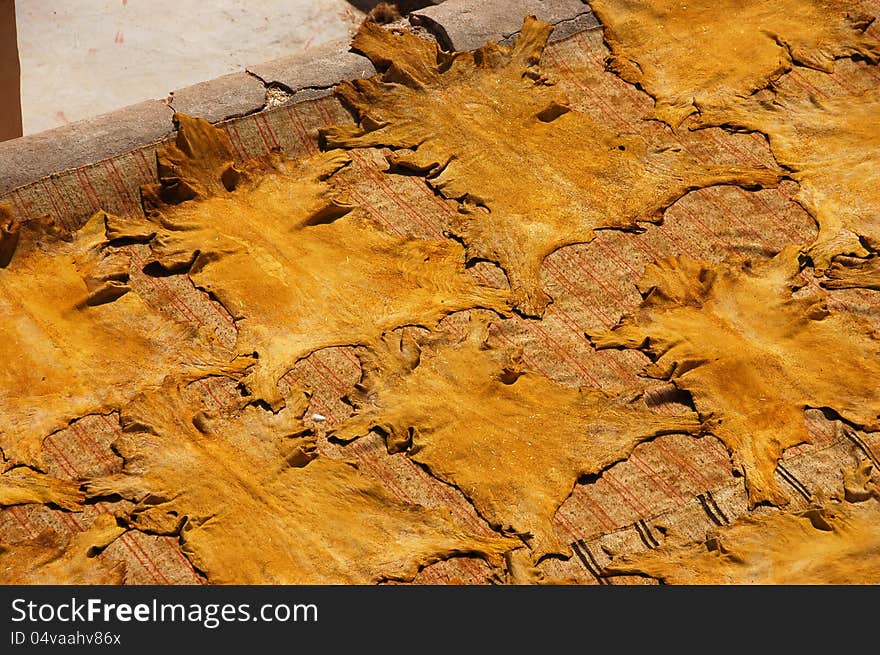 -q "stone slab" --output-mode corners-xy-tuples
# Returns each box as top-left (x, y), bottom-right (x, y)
(170, 71), (267, 123)
(411, 0), (598, 51)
